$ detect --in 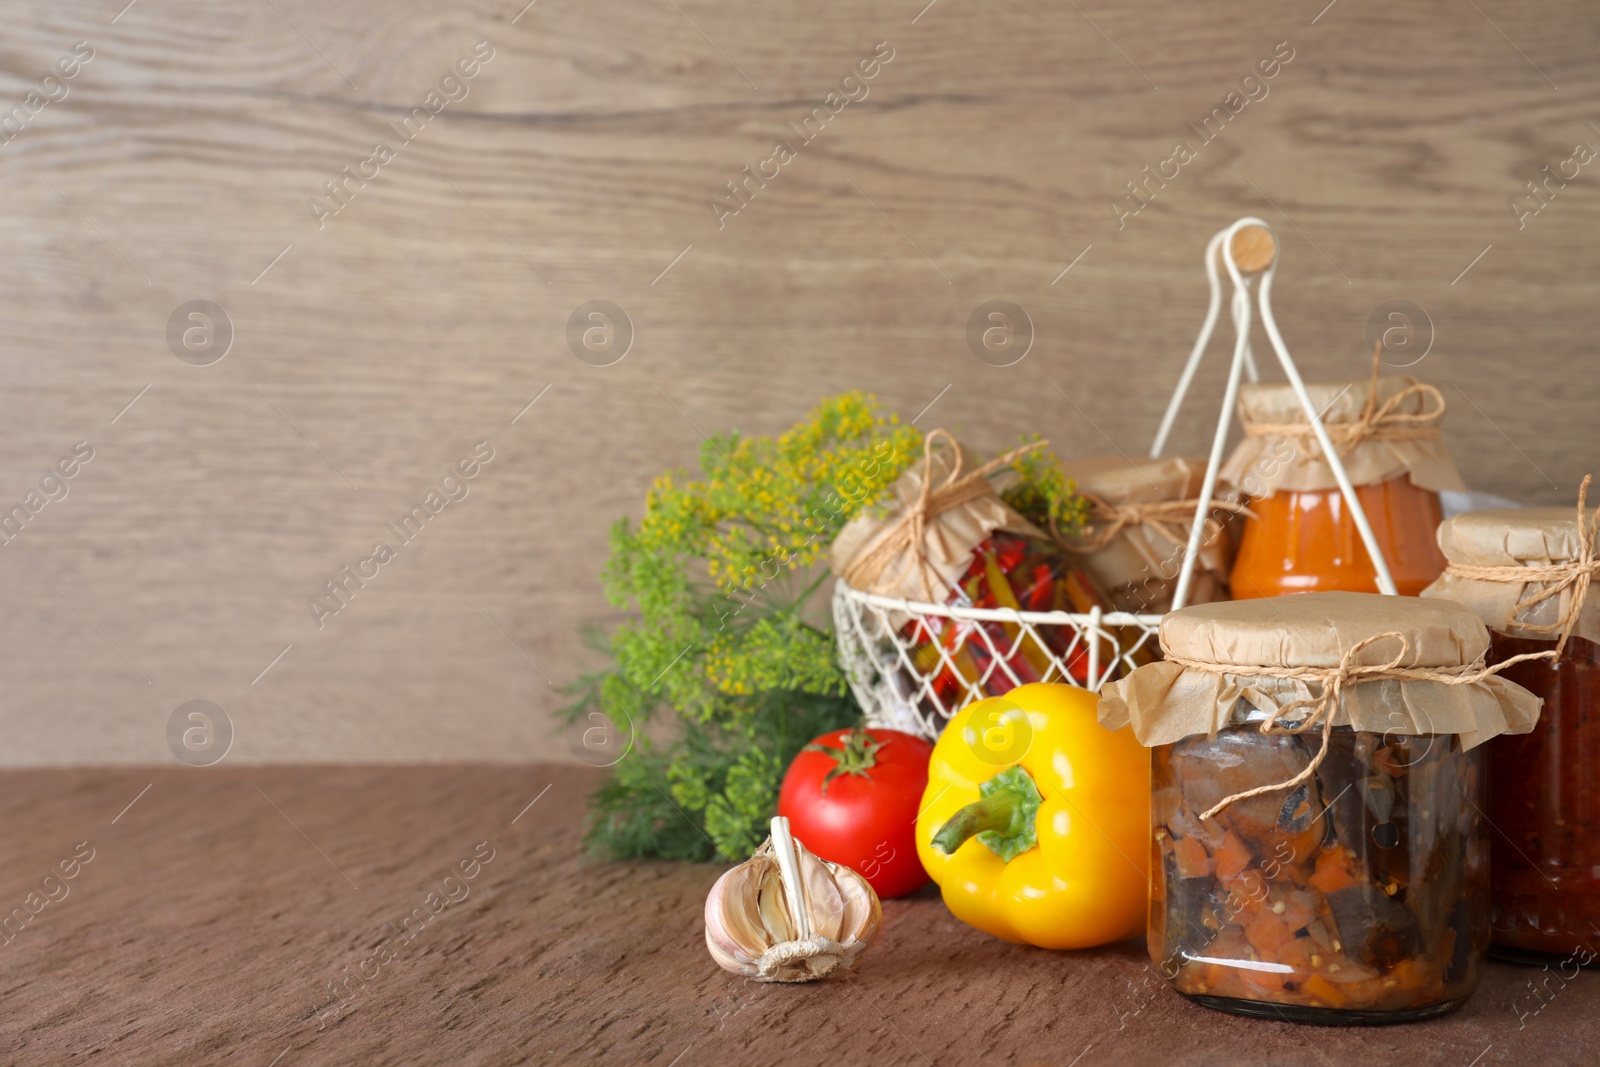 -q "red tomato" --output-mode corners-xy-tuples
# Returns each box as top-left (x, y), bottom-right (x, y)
(777, 727), (934, 898)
